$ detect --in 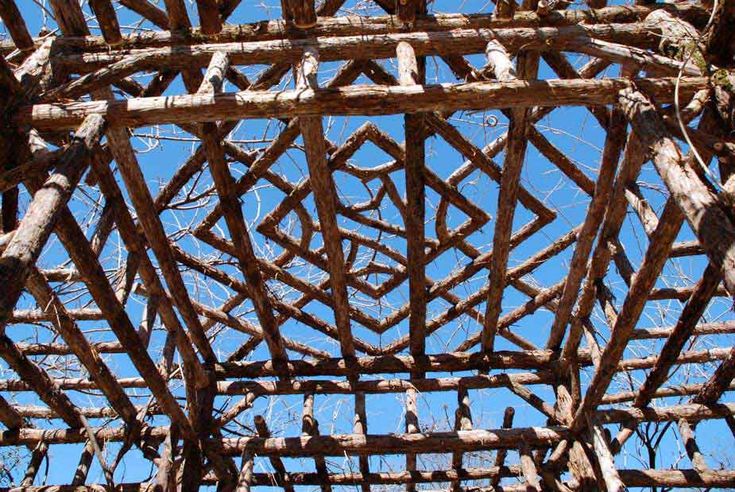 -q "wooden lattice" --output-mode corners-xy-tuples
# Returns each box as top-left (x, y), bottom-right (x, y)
(1, 0), (735, 489)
